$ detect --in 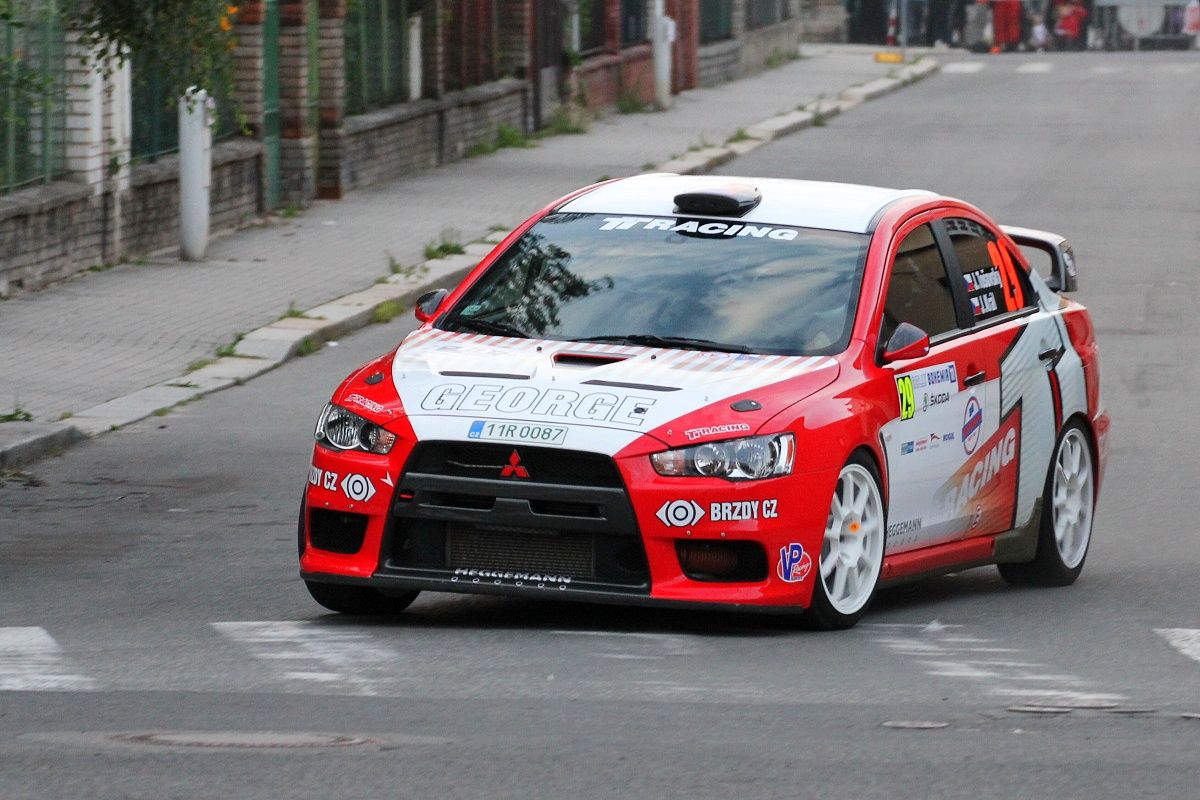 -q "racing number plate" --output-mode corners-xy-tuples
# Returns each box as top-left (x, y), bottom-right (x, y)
(468, 420), (568, 446)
